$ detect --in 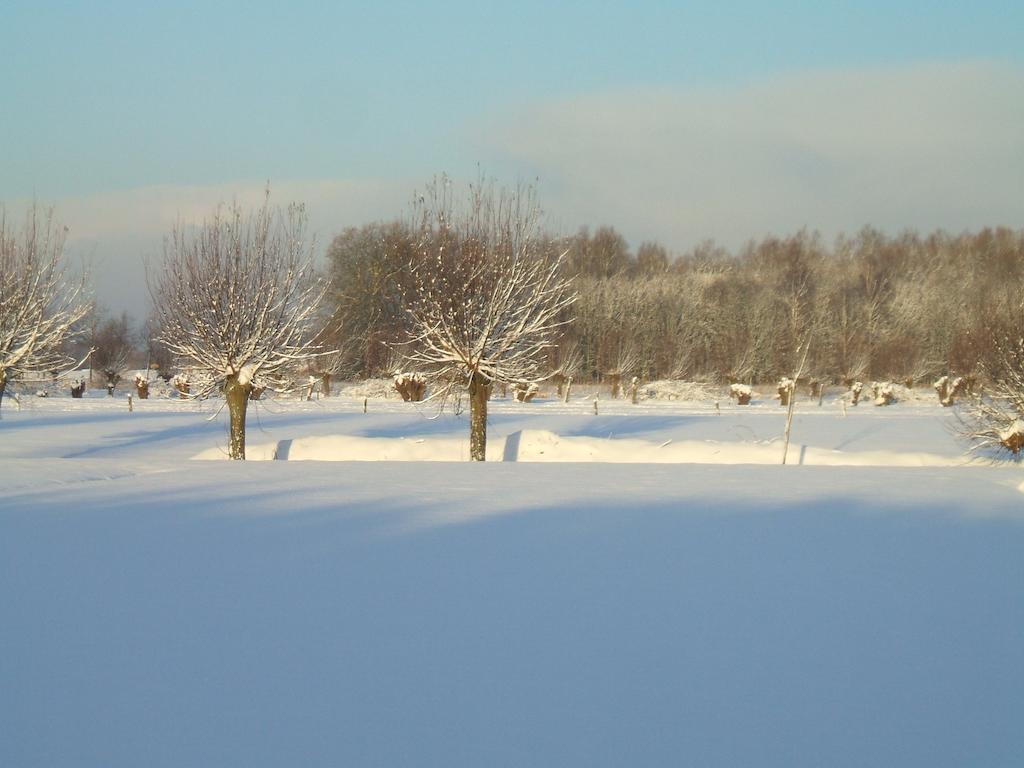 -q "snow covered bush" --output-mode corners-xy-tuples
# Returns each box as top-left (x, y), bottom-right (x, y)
(393, 373), (426, 402)
(849, 380), (863, 406)
(998, 420), (1024, 455)
(149, 196), (327, 459)
(635, 380), (718, 402)
(871, 381), (896, 406)
(777, 377), (795, 407)
(171, 373), (190, 399)
(512, 381), (540, 402)
(729, 383), (752, 405)
(133, 373), (150, 399)
(934, 375), (967, 407)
